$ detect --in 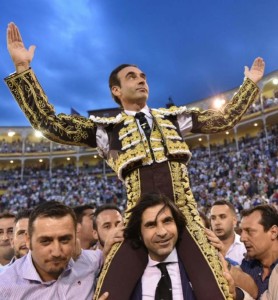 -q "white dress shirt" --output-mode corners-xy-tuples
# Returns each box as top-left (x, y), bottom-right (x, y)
(141, 248), (184, 300)
(226, 233), (246, 265)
